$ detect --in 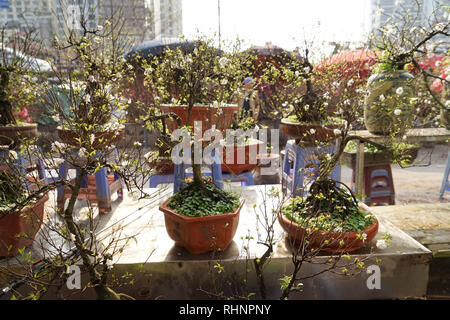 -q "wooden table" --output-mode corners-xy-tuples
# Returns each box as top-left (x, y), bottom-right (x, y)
(349, 128), (450, 196)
